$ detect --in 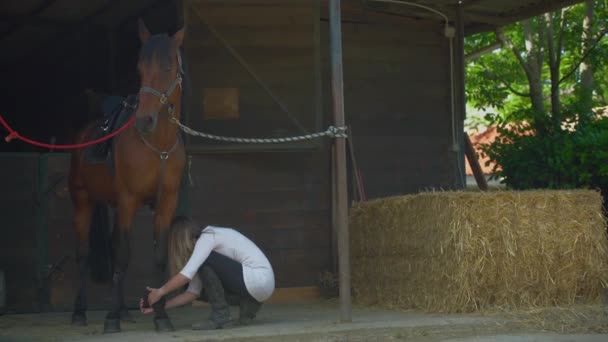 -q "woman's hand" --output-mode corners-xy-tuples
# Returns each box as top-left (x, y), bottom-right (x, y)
(146, 286), (165, 307)
(139, 298), (154, 314)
